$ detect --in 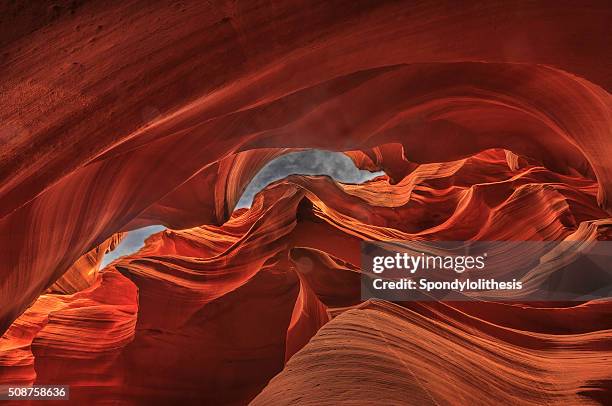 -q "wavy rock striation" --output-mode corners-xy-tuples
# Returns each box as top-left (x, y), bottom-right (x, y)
(1, 1), (611, 404)
(2, 149), (611, 404)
